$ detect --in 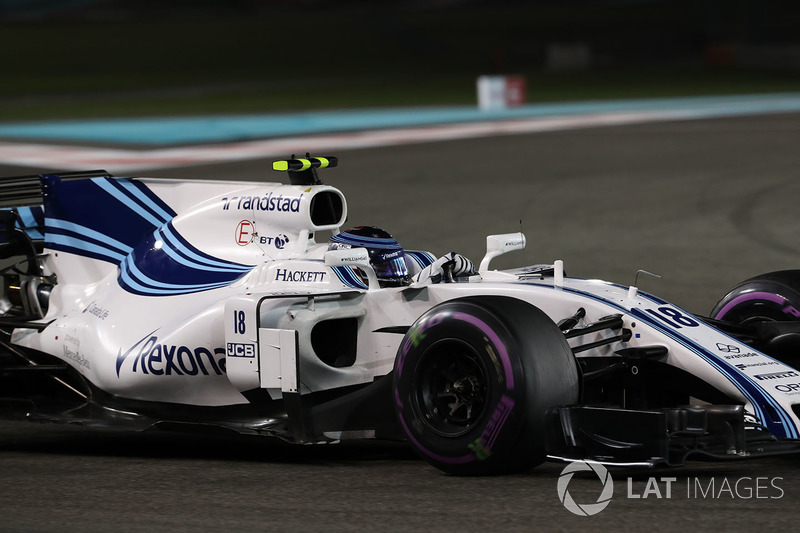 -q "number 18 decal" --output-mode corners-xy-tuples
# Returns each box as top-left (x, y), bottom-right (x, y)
(645, 307), (700, 329)
(233, 310), (247, 335)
